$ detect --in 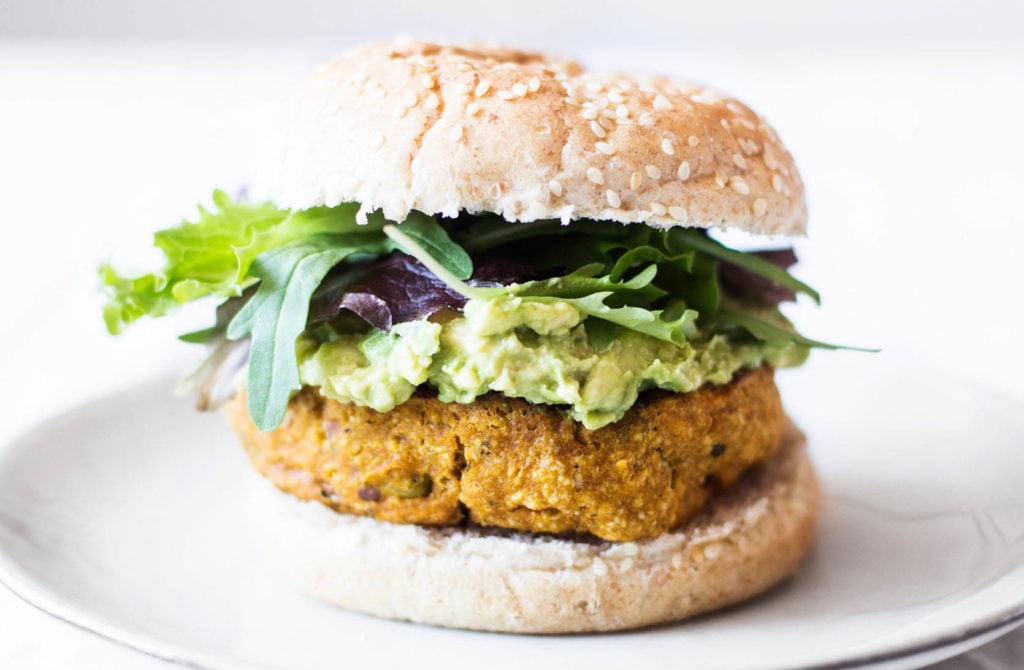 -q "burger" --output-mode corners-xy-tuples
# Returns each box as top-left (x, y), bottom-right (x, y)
(101, 39), (843, 633)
